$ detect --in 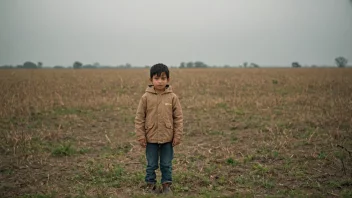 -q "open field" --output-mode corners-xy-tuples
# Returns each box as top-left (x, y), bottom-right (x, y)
(0, 68), (352, 197)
